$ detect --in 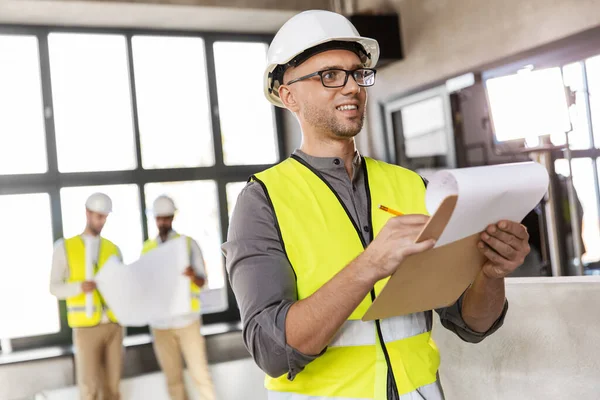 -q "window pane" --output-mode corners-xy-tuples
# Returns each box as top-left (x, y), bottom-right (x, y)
(49, 33), (136, 172)
(132, 36), (214, 169)
(0, 193), (59, 338)
(226, 181), (247, 220)
(554, 159), (600, 264)
(144, 181), (225, 290)
(214, 42), (278, 165)
(486, 67), (572, 142)
(0, 35), (47, 175)
(60, 184), (142, 263)
(585, 55), (600, 148)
